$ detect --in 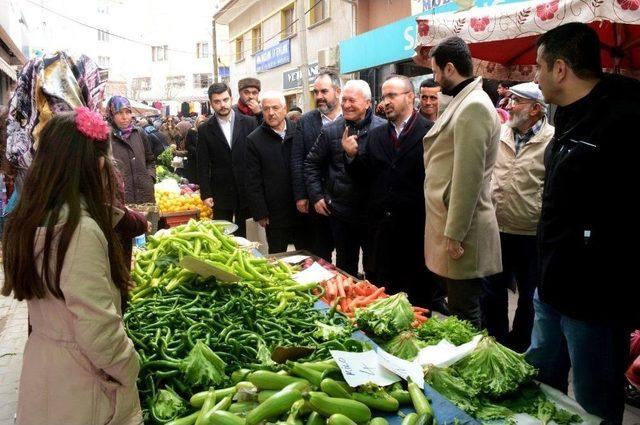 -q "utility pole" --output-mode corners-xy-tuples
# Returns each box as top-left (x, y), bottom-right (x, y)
(296, 0), (311, 111)
(212, 16), (219, 82)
